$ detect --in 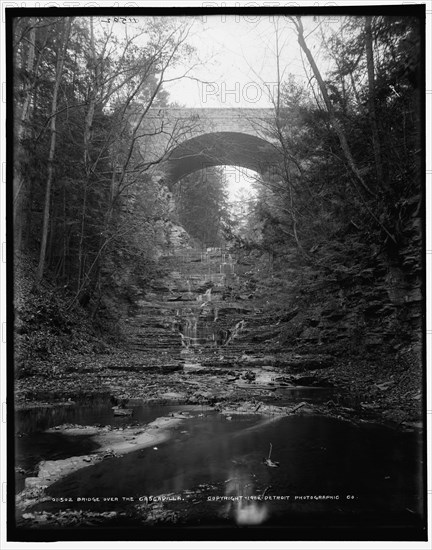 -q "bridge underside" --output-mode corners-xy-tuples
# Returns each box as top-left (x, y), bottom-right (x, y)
(164, 132), (279, 185)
